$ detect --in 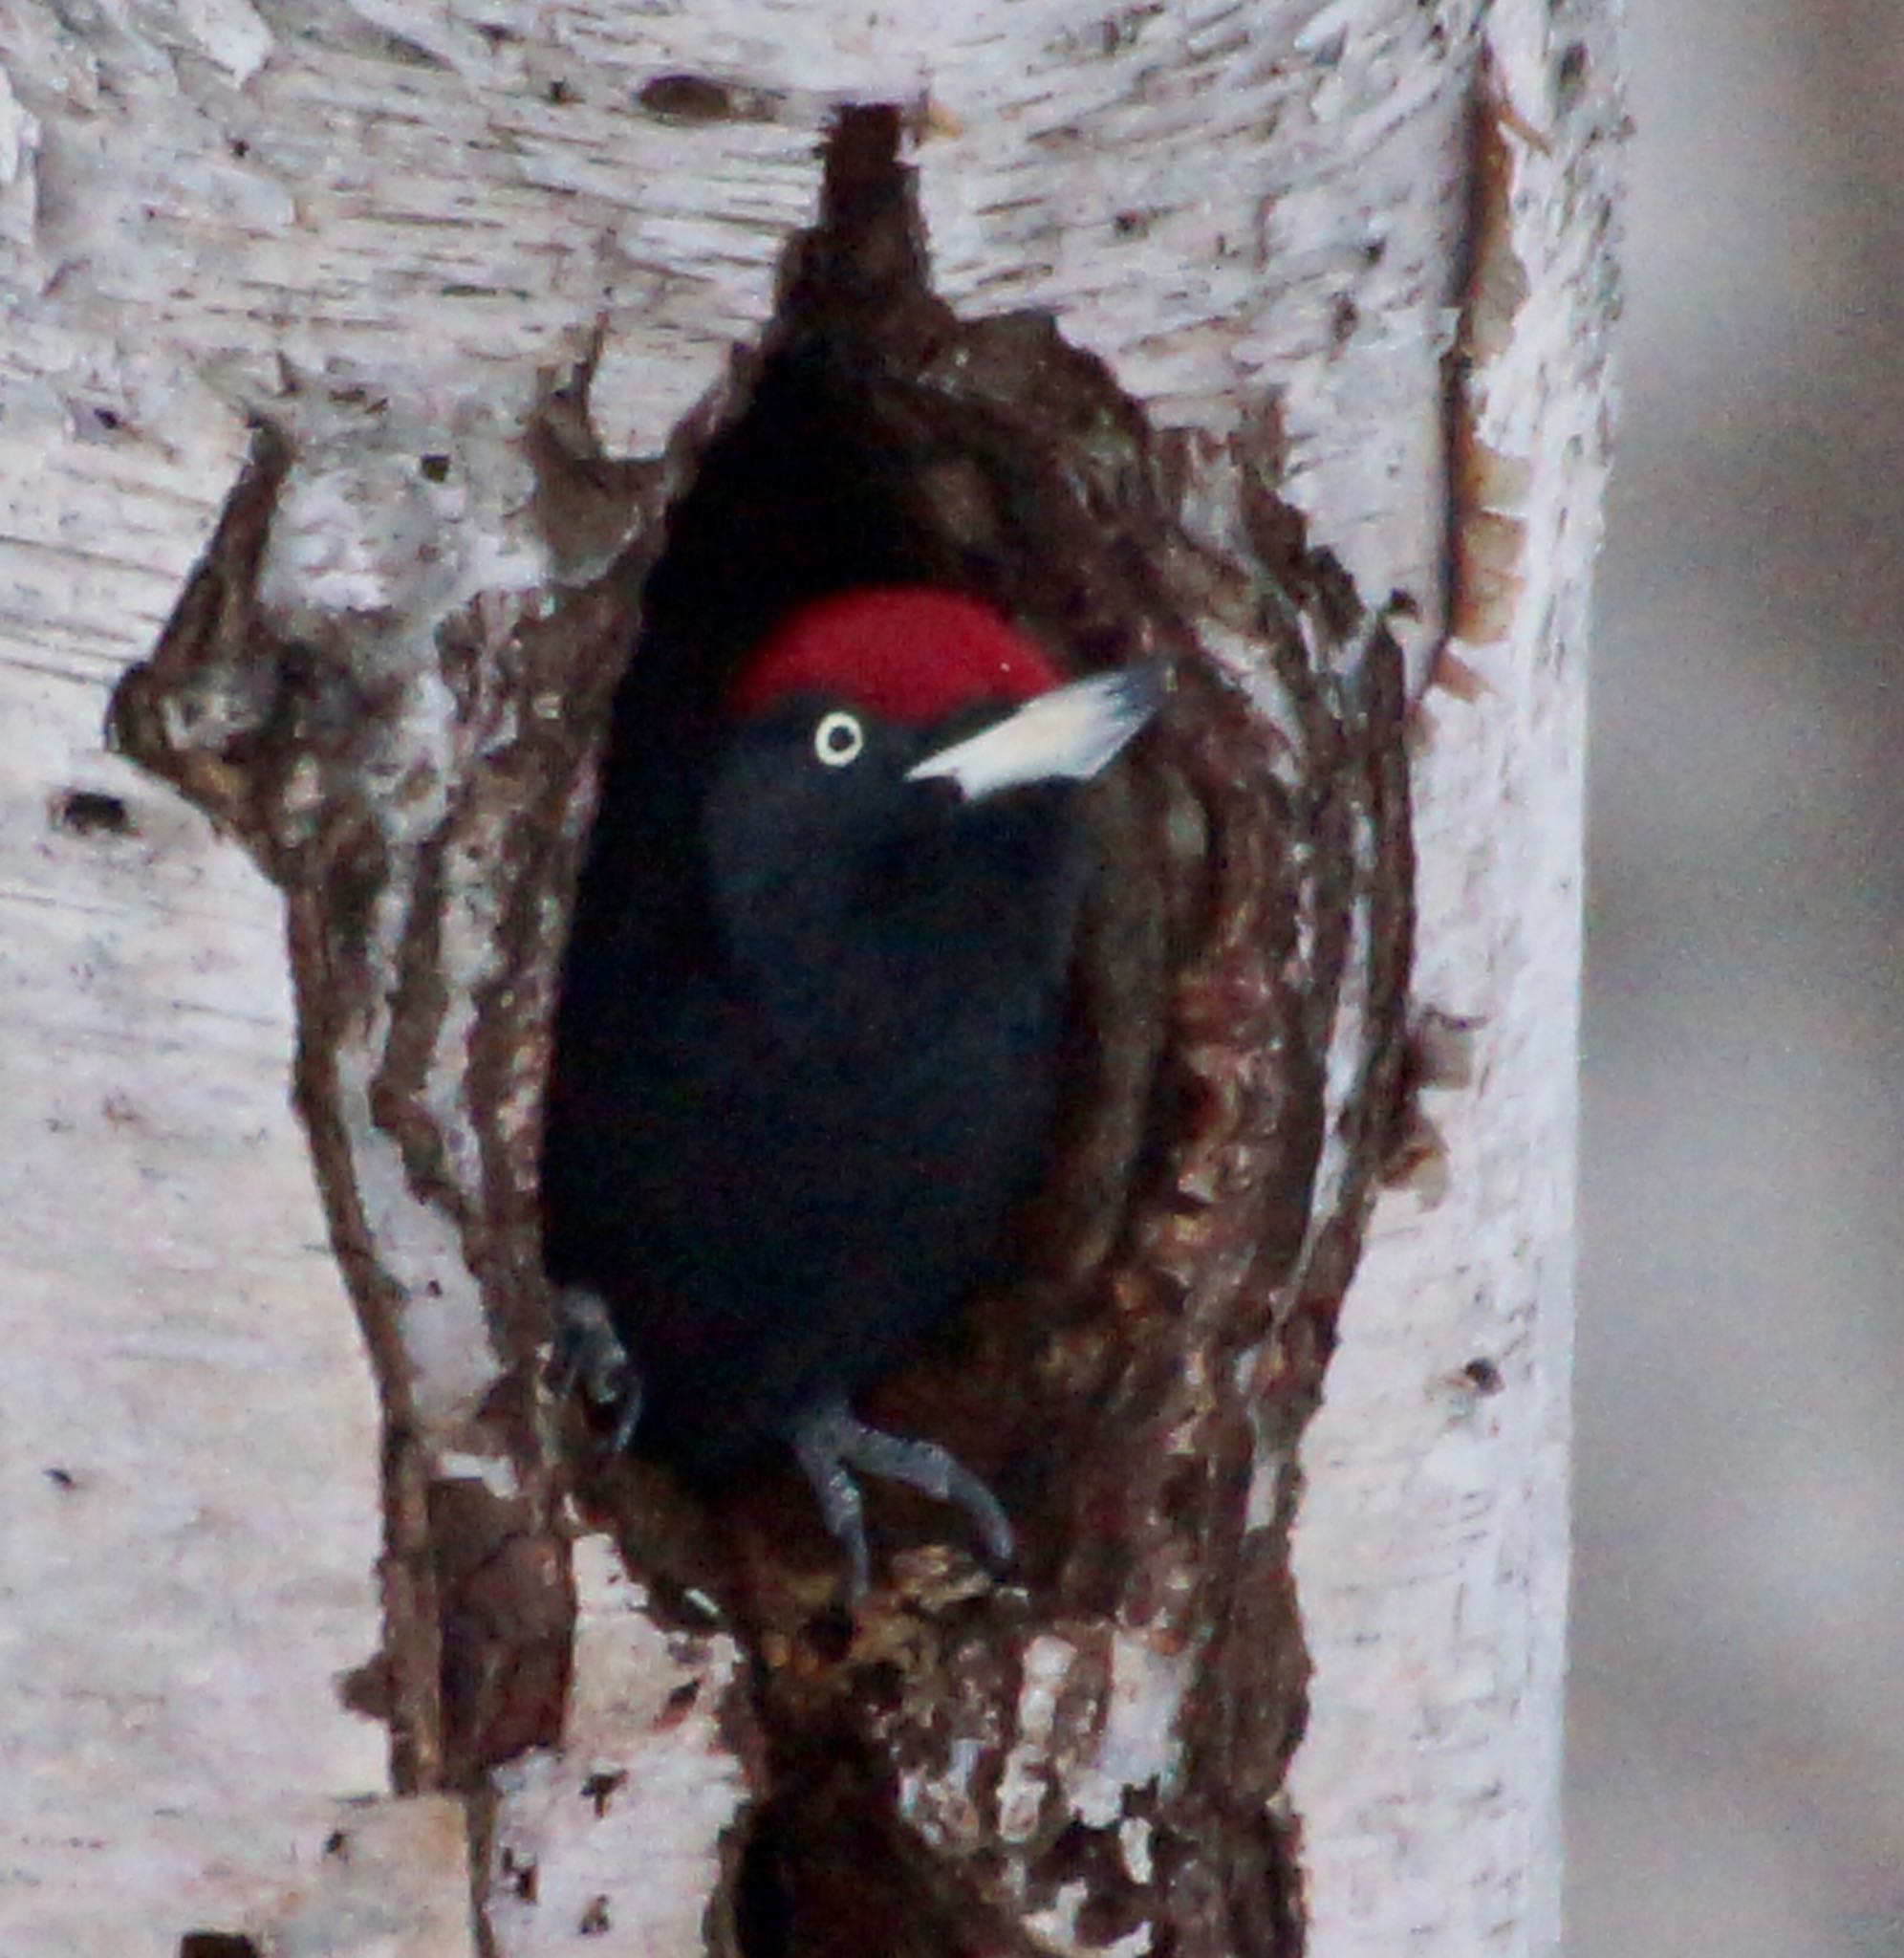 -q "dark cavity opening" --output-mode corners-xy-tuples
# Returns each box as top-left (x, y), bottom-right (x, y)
(552, 104), (1201, 1955)
(552, 98), (1179, 1503)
